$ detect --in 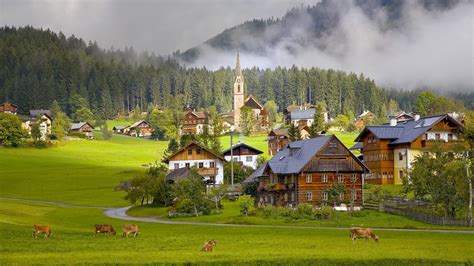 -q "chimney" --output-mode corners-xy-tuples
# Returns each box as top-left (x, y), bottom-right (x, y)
(390, 117), (397, 126)
(414, 114), (420, 121)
